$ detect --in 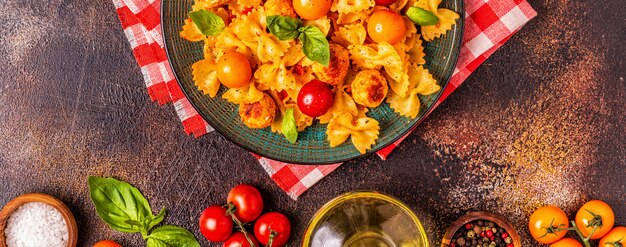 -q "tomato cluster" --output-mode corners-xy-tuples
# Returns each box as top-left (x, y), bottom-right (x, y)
(528, 200), (623, 247)
(199, 184), (292, 247)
